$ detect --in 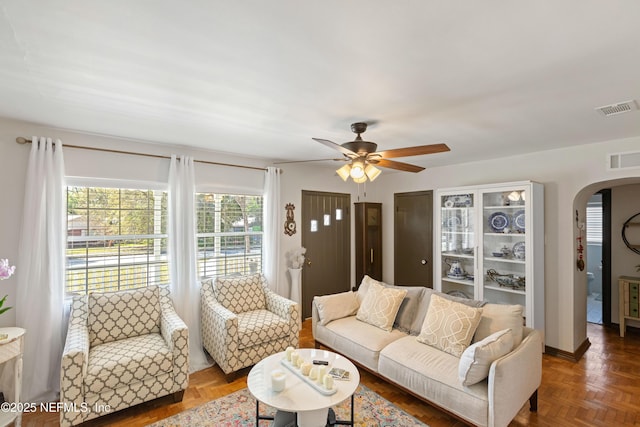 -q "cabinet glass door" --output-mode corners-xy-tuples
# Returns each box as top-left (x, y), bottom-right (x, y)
(481, 188), (527, 306)
(440, 192), (476, 298)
